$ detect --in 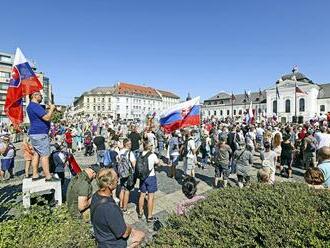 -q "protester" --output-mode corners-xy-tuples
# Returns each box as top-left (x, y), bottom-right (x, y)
(317, 146), (330, 189)
(22, 135), (34, 178)
(66, 164), (100, 220)
(233, 140), (254, 188)
(213, 135), (232, 188)
(279, 134), (294, 178)
(168, 131), (180, 178)
(118, 138), (136, 213)
(182, 130), (197, 178)
(0, 135), (15, 180)
(127, 125), (141, 159)
(176, 176), (205, 215)
(91, 168), (145, 248)
(93, 133), (106, 166)
(26, 91), (58, 181)
(137, 142), (159, 222)
(260, 141), (276, 183)
(65, 127), (73, 154)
